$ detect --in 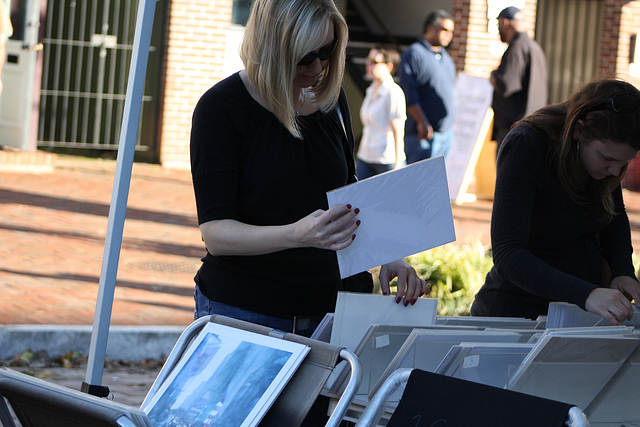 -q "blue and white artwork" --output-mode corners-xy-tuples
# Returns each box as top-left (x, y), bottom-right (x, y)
(145, 323), (309, 427)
